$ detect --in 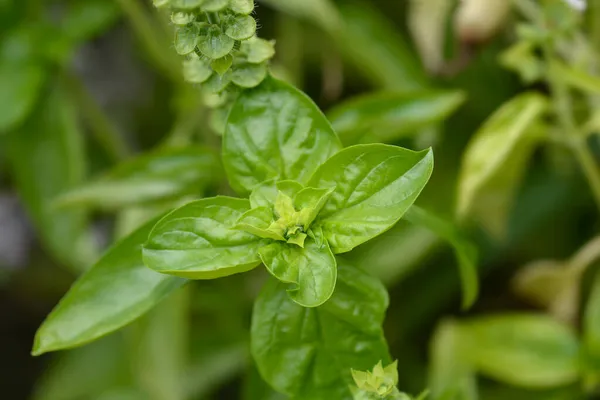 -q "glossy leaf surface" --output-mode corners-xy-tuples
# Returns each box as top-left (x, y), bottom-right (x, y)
(251, 262), (390, 400)
(143, 197), (268, 278)
(258, 239), (337, 307)
(308, 144), (434, 253)
(33, 217), (186, 355)
(328, 90), (465, 145)
(55, 146), (221, 210)
(223, 76), (342, 194)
